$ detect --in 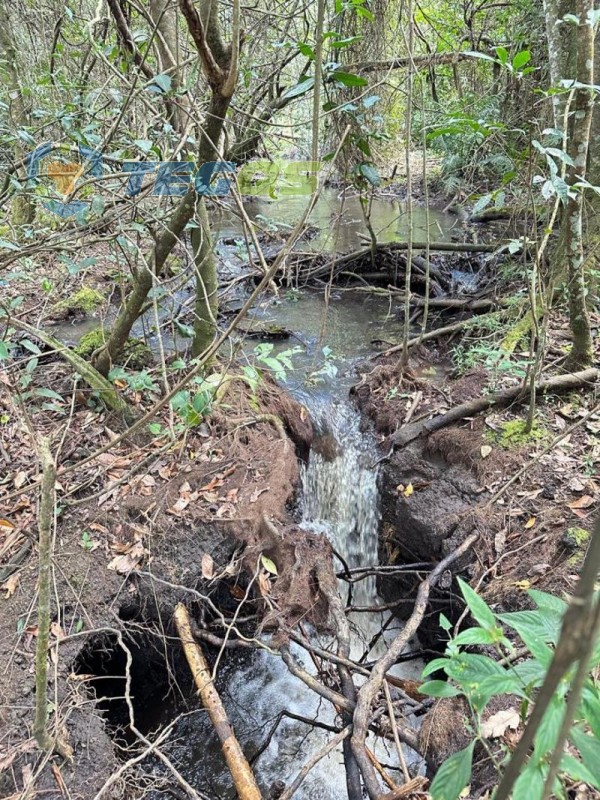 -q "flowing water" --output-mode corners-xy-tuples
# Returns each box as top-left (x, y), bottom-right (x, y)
(140, 292), (423, 799)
